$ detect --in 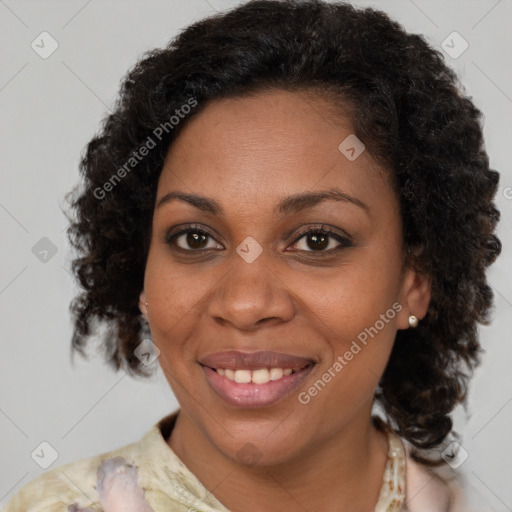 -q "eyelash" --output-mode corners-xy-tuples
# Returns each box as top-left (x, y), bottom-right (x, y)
(164, 223), (353, 256)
